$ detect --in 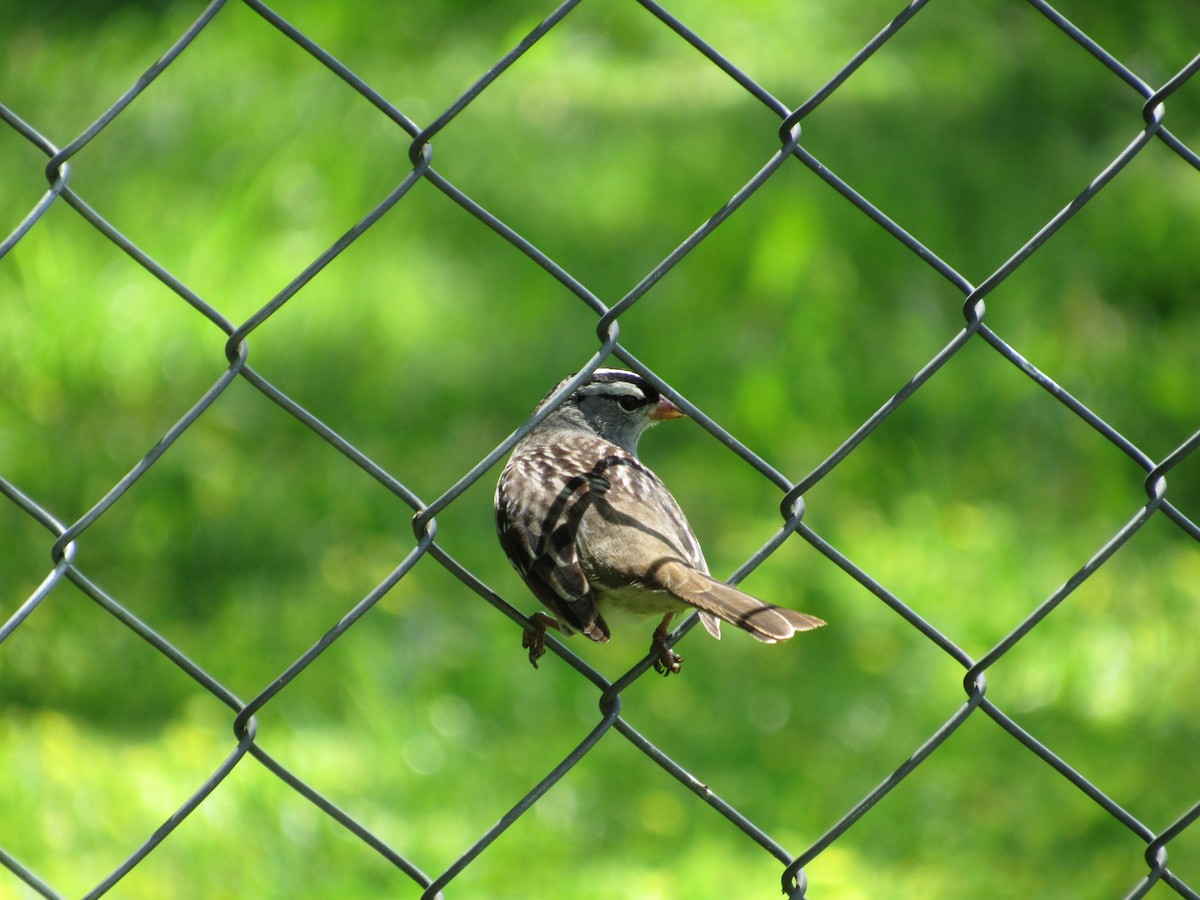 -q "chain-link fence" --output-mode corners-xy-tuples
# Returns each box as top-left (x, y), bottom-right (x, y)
(3, 0), (1200, 897)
